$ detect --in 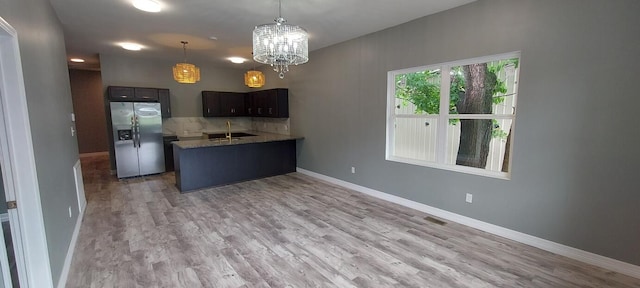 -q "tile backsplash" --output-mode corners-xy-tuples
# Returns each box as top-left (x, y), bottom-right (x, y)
(252, 118), (291, 135)
(163, 117), (251, 135)
(163, 117), (290, 136)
